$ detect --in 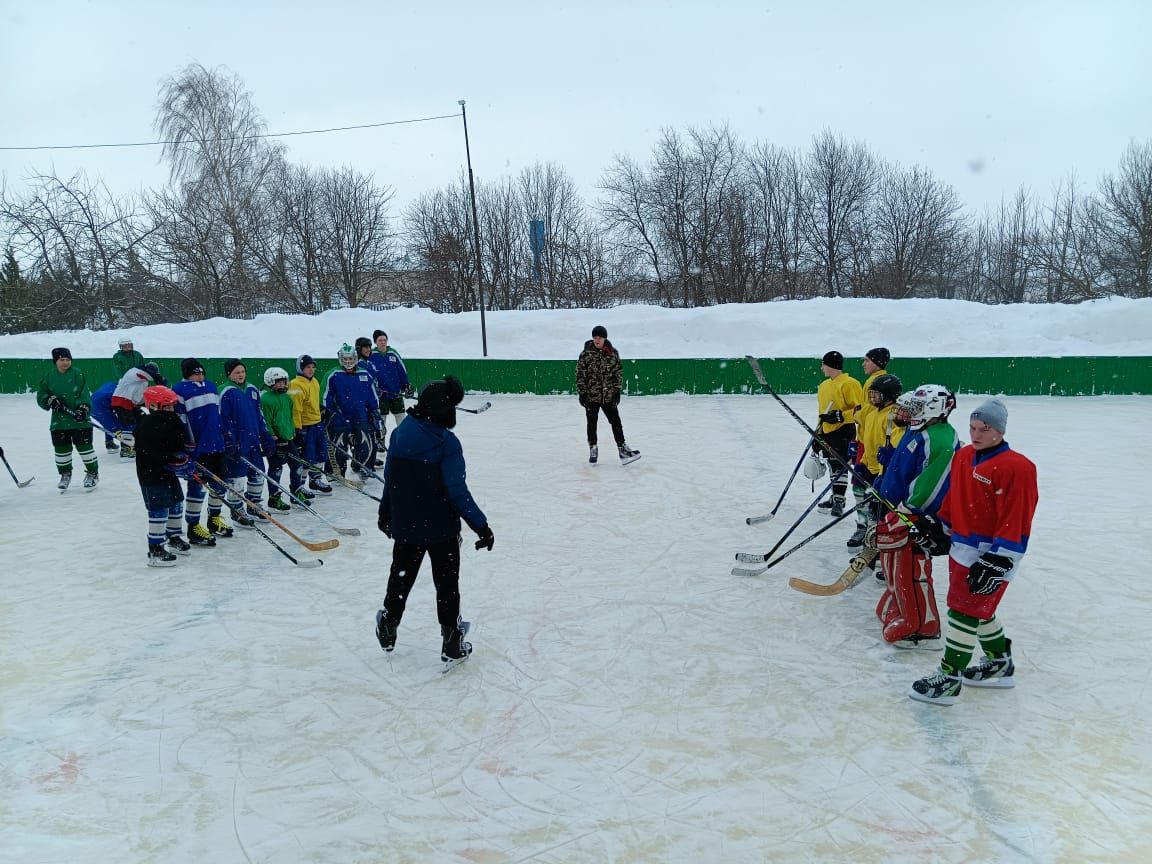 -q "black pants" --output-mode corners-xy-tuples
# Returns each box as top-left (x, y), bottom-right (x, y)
(383, 537), (462, 631)
(585, 403), (625, 447)
(817, 424), (856, 497)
